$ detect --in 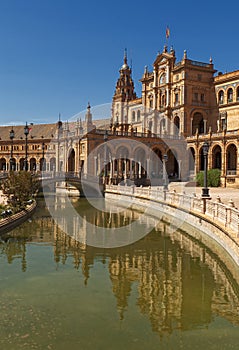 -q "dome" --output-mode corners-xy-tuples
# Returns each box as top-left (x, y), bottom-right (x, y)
(121, 62), (129, 70)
